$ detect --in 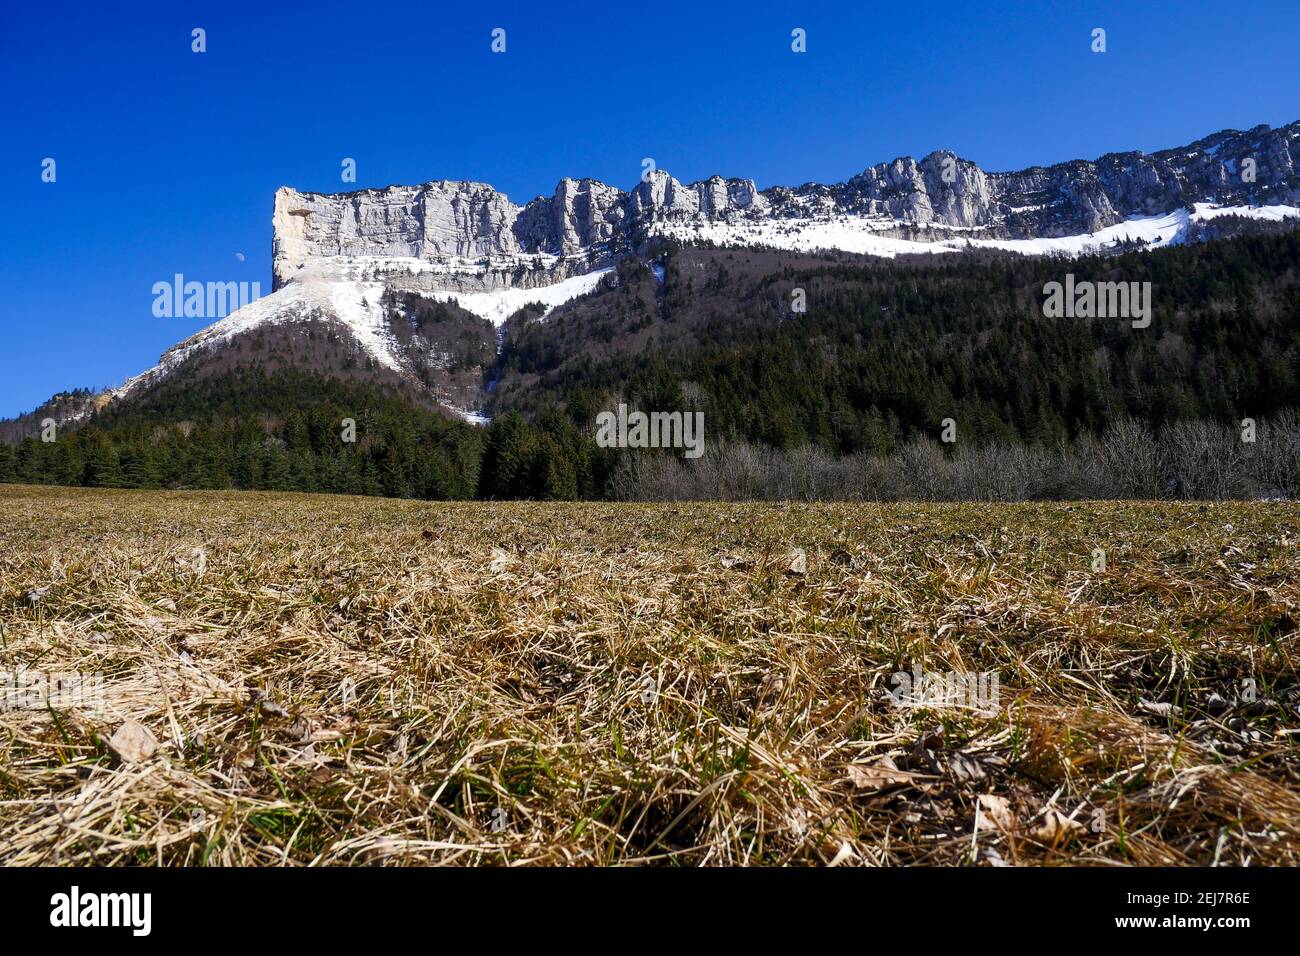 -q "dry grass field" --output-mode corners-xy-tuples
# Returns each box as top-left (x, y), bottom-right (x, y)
(1, 484), (1298, 866)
